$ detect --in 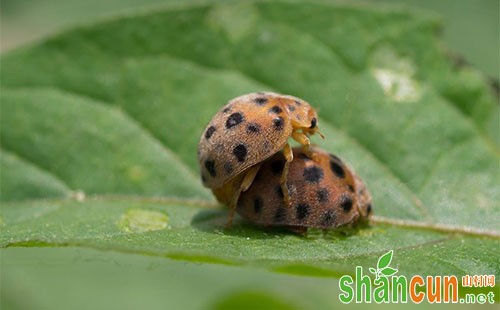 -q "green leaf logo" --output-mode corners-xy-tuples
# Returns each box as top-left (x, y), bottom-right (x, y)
(381, 267), (398, 277)
(377, 250), (393, 269)
(369, 250), (398, 280)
